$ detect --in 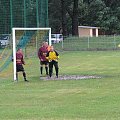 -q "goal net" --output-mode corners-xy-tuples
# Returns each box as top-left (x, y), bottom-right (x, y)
(12, 28), (51, 81)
